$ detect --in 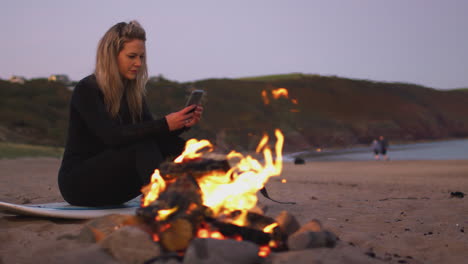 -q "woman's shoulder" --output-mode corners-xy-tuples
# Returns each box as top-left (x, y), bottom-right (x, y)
(75, 74), (97, 89)
(72, 74), (102, 99)
(73, 75), (100, 93)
